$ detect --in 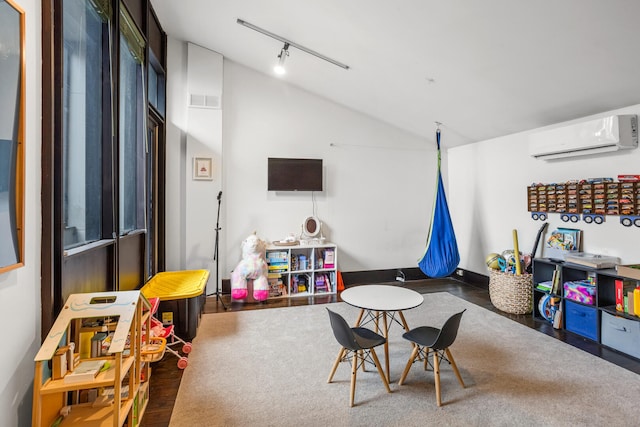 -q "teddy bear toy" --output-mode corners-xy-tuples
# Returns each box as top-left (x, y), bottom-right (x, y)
(230, 233), (269, 301)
